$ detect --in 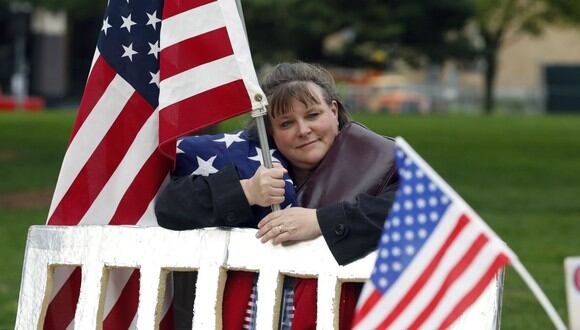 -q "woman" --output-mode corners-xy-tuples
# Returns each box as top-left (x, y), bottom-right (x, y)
(155, 62), (398, 329)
